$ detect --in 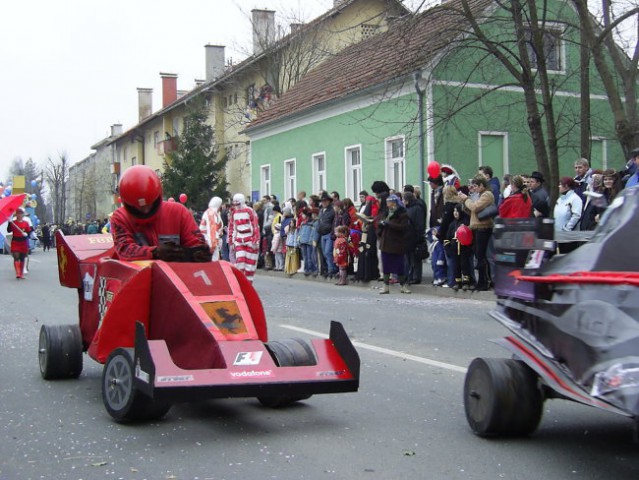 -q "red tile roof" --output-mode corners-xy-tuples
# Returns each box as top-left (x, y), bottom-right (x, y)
(246, 0), (493, 131)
